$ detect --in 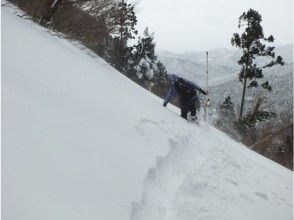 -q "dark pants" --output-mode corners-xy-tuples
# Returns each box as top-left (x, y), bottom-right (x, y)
(180, 97), (197, 120)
